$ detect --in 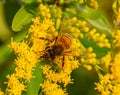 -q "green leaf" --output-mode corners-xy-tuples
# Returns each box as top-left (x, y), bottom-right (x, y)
(22, 0), (34, 4)
(65, 5), (112, 34)
(25, 63), (43, 95)
(67, 66), (98, 95)
(76, 5), (112, 33)
(12, 3), (39, 32)
(80, 39), (110, 58)
(0, 30), (27, 65)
